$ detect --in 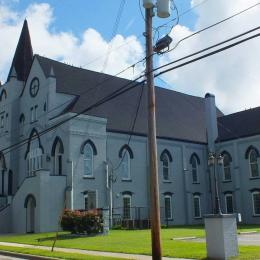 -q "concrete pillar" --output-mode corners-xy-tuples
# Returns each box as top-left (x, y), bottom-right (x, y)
(204, 214), (239, 260)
